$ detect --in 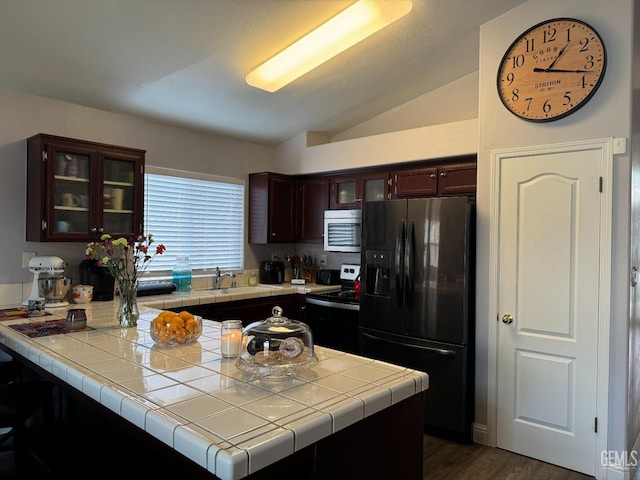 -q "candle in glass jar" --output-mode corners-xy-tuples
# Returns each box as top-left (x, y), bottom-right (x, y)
(221, 320), (242, 358)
